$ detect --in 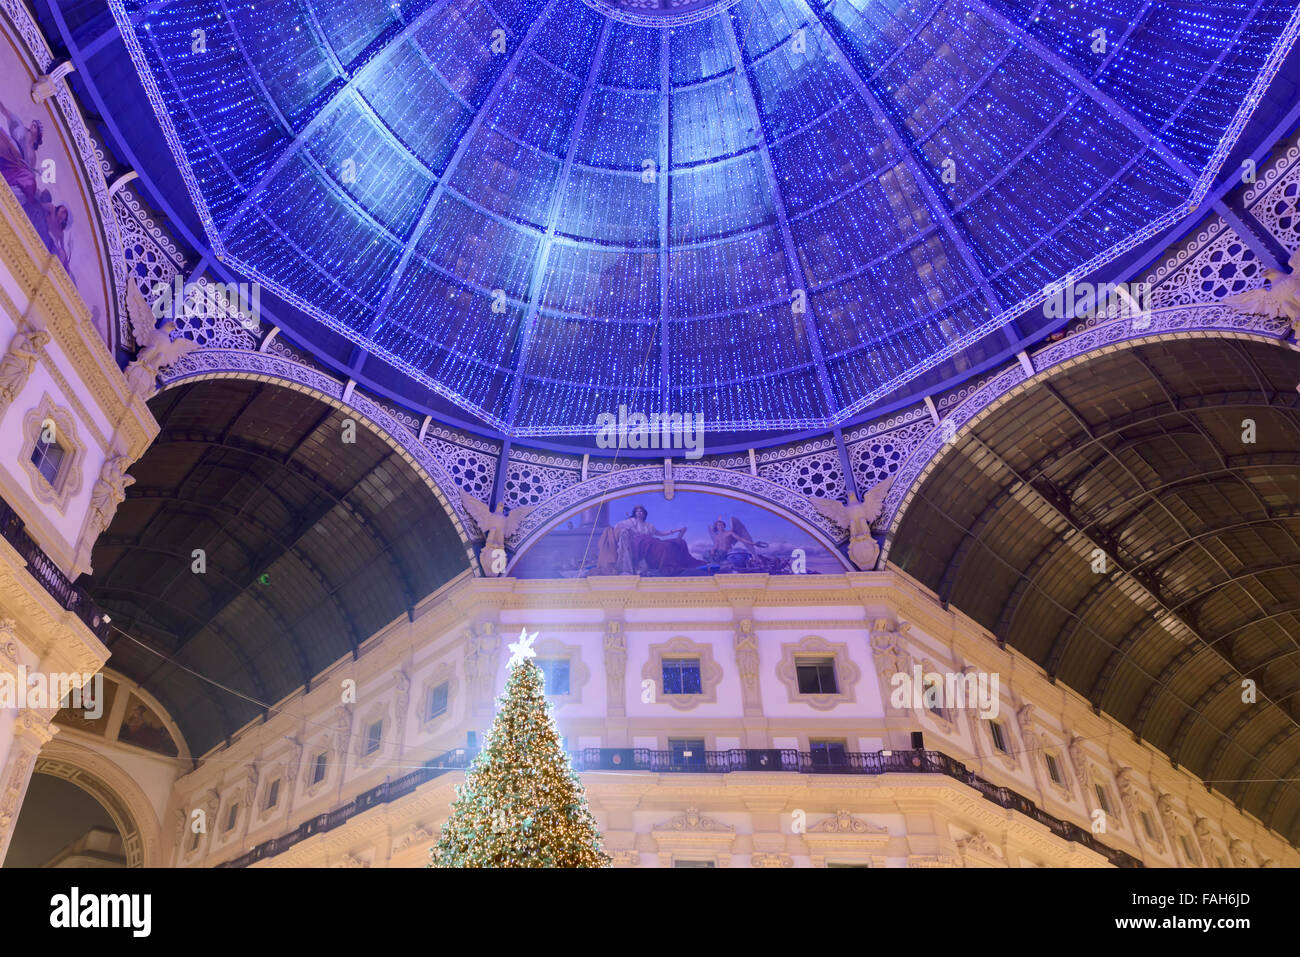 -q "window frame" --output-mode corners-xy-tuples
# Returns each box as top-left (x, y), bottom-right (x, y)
(795, 656), (839, 695)
(988, 720), (1008, 754)
(19, 395), (84, 513)
(809, 737), (849, 769)
(661, 657), (704, 696)
(776, 636), (859, 710)
(29, 431), (66, 485)
(364, 719), (383, 756)
(1045, 752), (1062, 785)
